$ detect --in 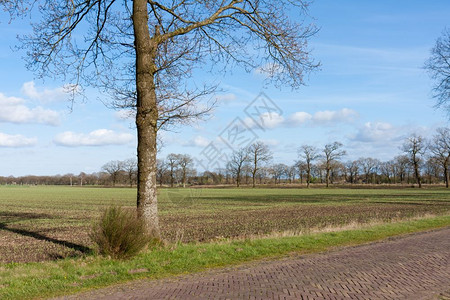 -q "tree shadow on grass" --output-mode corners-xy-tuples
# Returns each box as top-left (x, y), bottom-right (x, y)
(0, 211), (55, 222)
(0, 222), (91, 254)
